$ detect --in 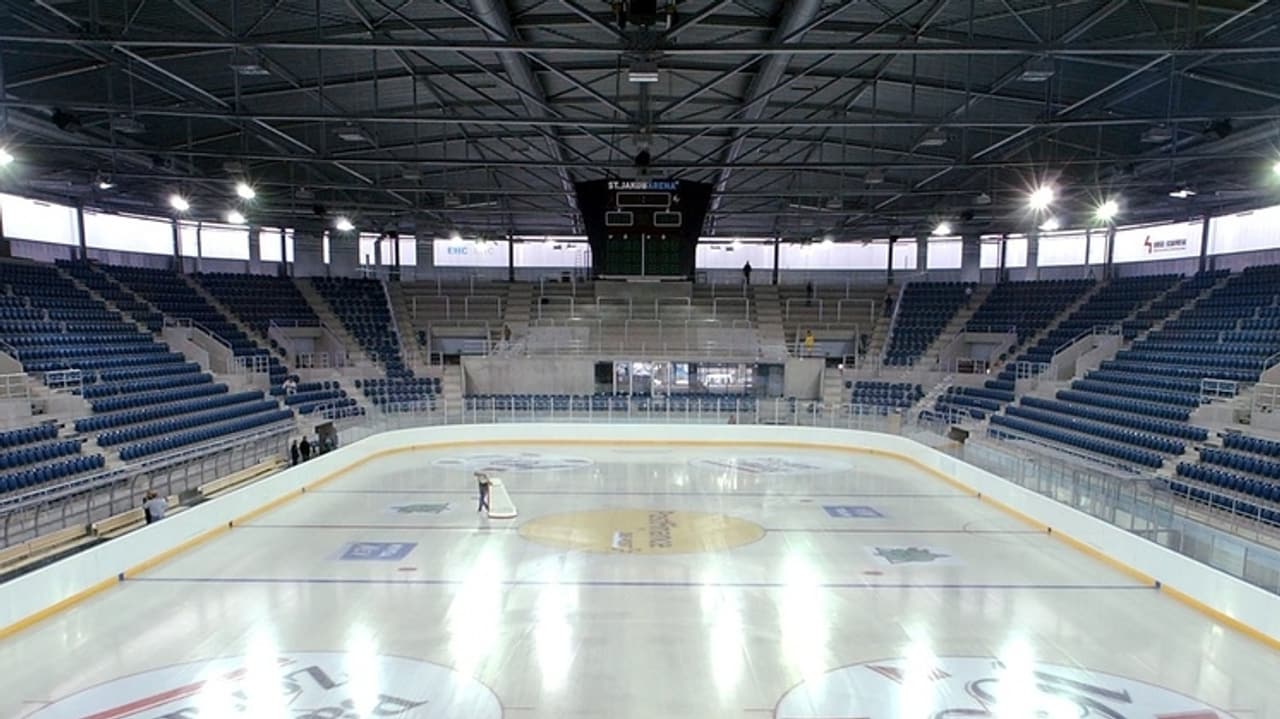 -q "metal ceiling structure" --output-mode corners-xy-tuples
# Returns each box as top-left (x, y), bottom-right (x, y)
(1, 0), (1279, 240)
